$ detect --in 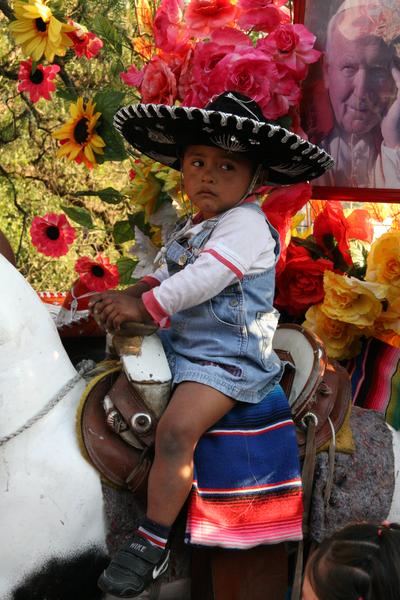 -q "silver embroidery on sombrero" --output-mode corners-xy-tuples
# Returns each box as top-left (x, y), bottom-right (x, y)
(210, 134), (248, 153)
(272, 162), (310, 176)
(148, 129), (175, 144)
(148, 152), (177, 165)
